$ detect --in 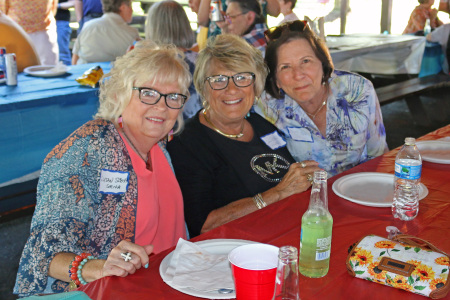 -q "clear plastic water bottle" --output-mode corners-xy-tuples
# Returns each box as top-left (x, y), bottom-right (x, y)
(392, 137), (422, 221)
(272, 246), (300, 300)
(298, 170), (333, 278)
